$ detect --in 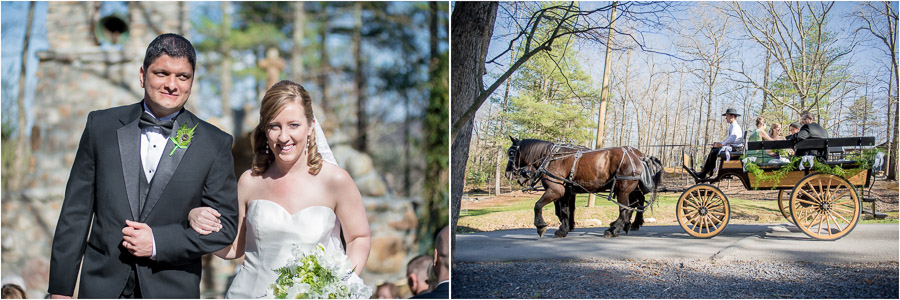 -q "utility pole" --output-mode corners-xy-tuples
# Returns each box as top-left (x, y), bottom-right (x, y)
(589, 1), (617, 208)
